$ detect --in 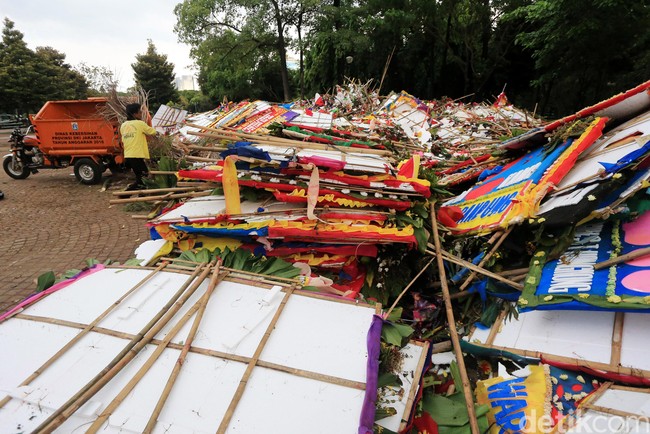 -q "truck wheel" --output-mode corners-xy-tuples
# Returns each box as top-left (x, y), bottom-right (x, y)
(74, 158), (102, 184)
(3, 155), (30, 179)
